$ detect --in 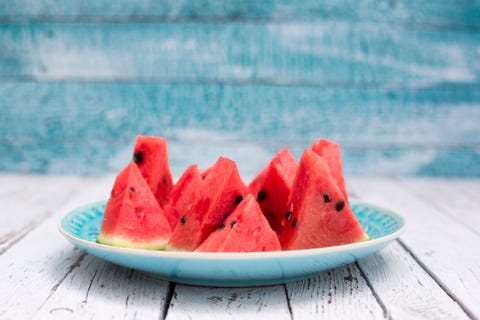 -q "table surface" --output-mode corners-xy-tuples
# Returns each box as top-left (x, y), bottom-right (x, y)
(1, 175), (479, 319)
